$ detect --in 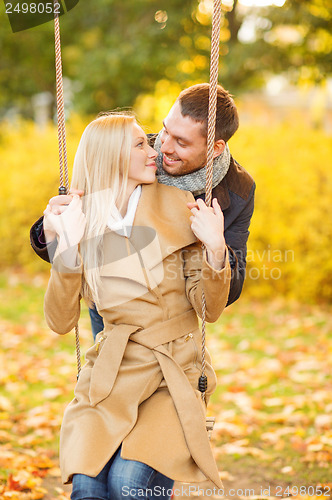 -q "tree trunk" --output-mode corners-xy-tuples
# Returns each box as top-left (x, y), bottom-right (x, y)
(227, 0), (241, 43)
